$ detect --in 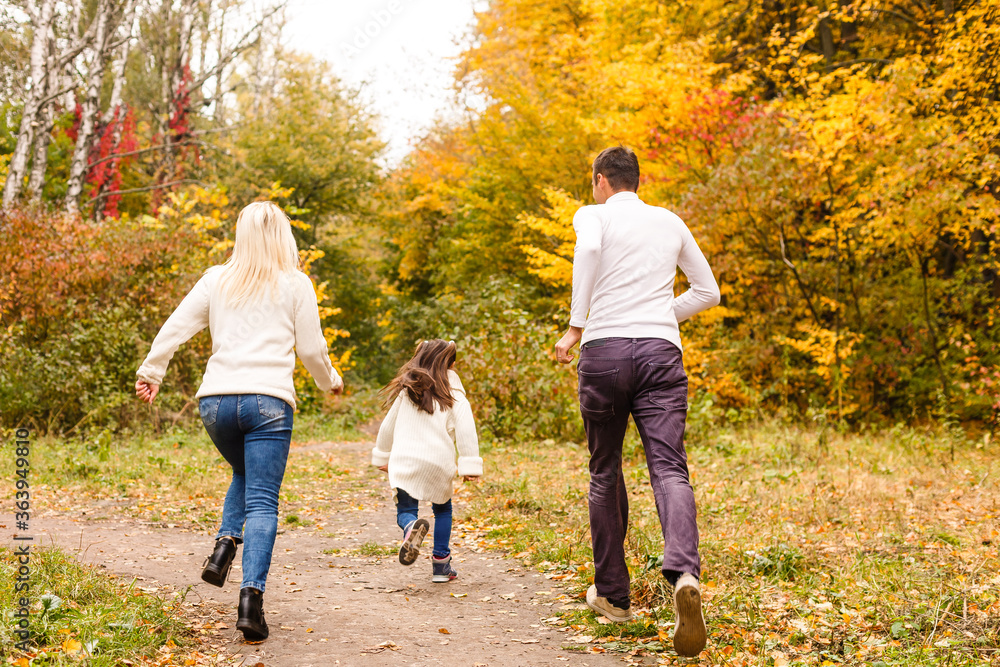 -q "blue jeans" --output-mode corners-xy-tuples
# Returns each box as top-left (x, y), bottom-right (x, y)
(199, 394), (293, 592)
(395, 488), (452, 559)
